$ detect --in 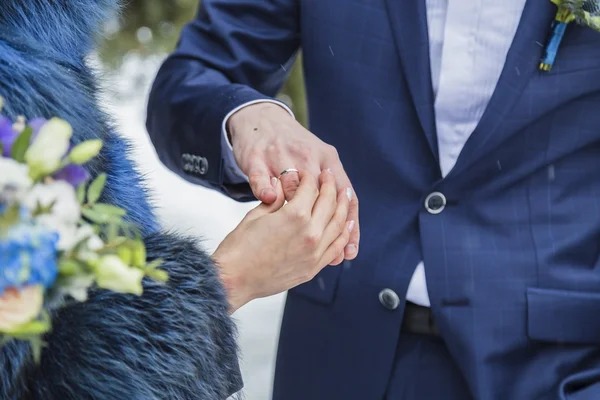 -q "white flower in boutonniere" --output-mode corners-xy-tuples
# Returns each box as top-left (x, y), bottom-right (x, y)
(540, 0), (600, 71)
(23, 180), (82, 250)
(24, 118), (72, 180)
(0, 286), (44, 332)
(0, 96), (168, 363)
(0, 158), (32, 203)
(95, 255), (145, 296)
